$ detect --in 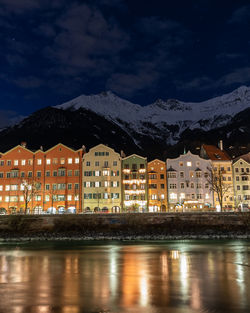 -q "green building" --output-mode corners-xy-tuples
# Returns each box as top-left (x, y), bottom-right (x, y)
(122, 154), (148, 212)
